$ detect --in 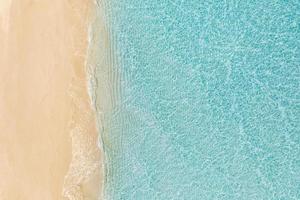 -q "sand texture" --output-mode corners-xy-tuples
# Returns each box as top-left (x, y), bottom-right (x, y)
(0, 0), (103, 199)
